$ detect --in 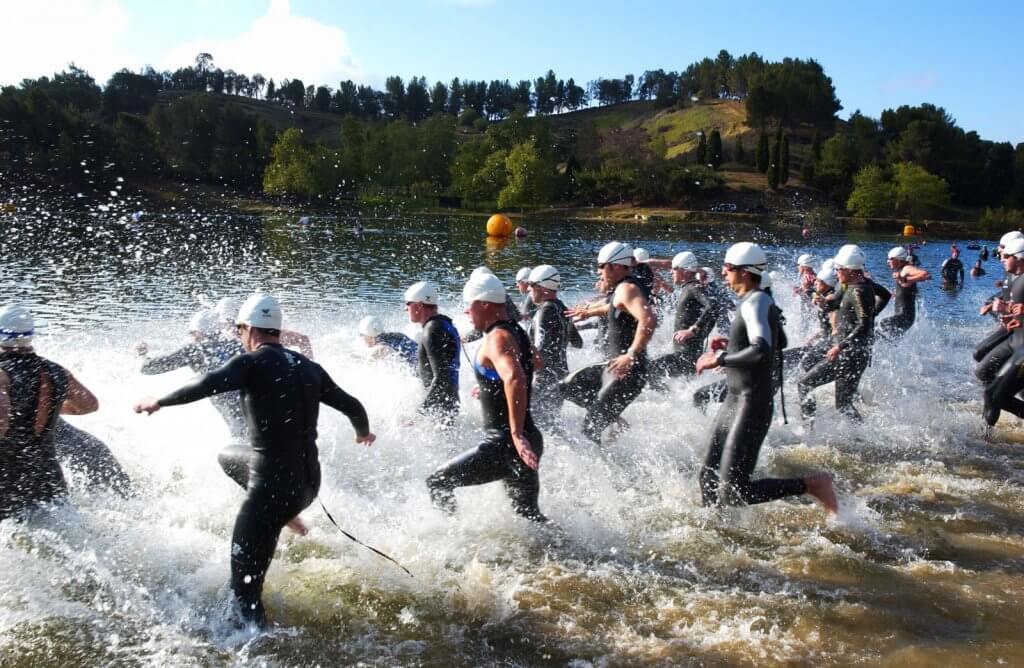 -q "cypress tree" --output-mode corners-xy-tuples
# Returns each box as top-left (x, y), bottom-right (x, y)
(696, 132), (707, 165)
(736, 135), (745, 163)
(708, 129), (722, 170)
(756, 132), (769, 173)
(780, 135), (790, 184)
(767, 141), (779, 189)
